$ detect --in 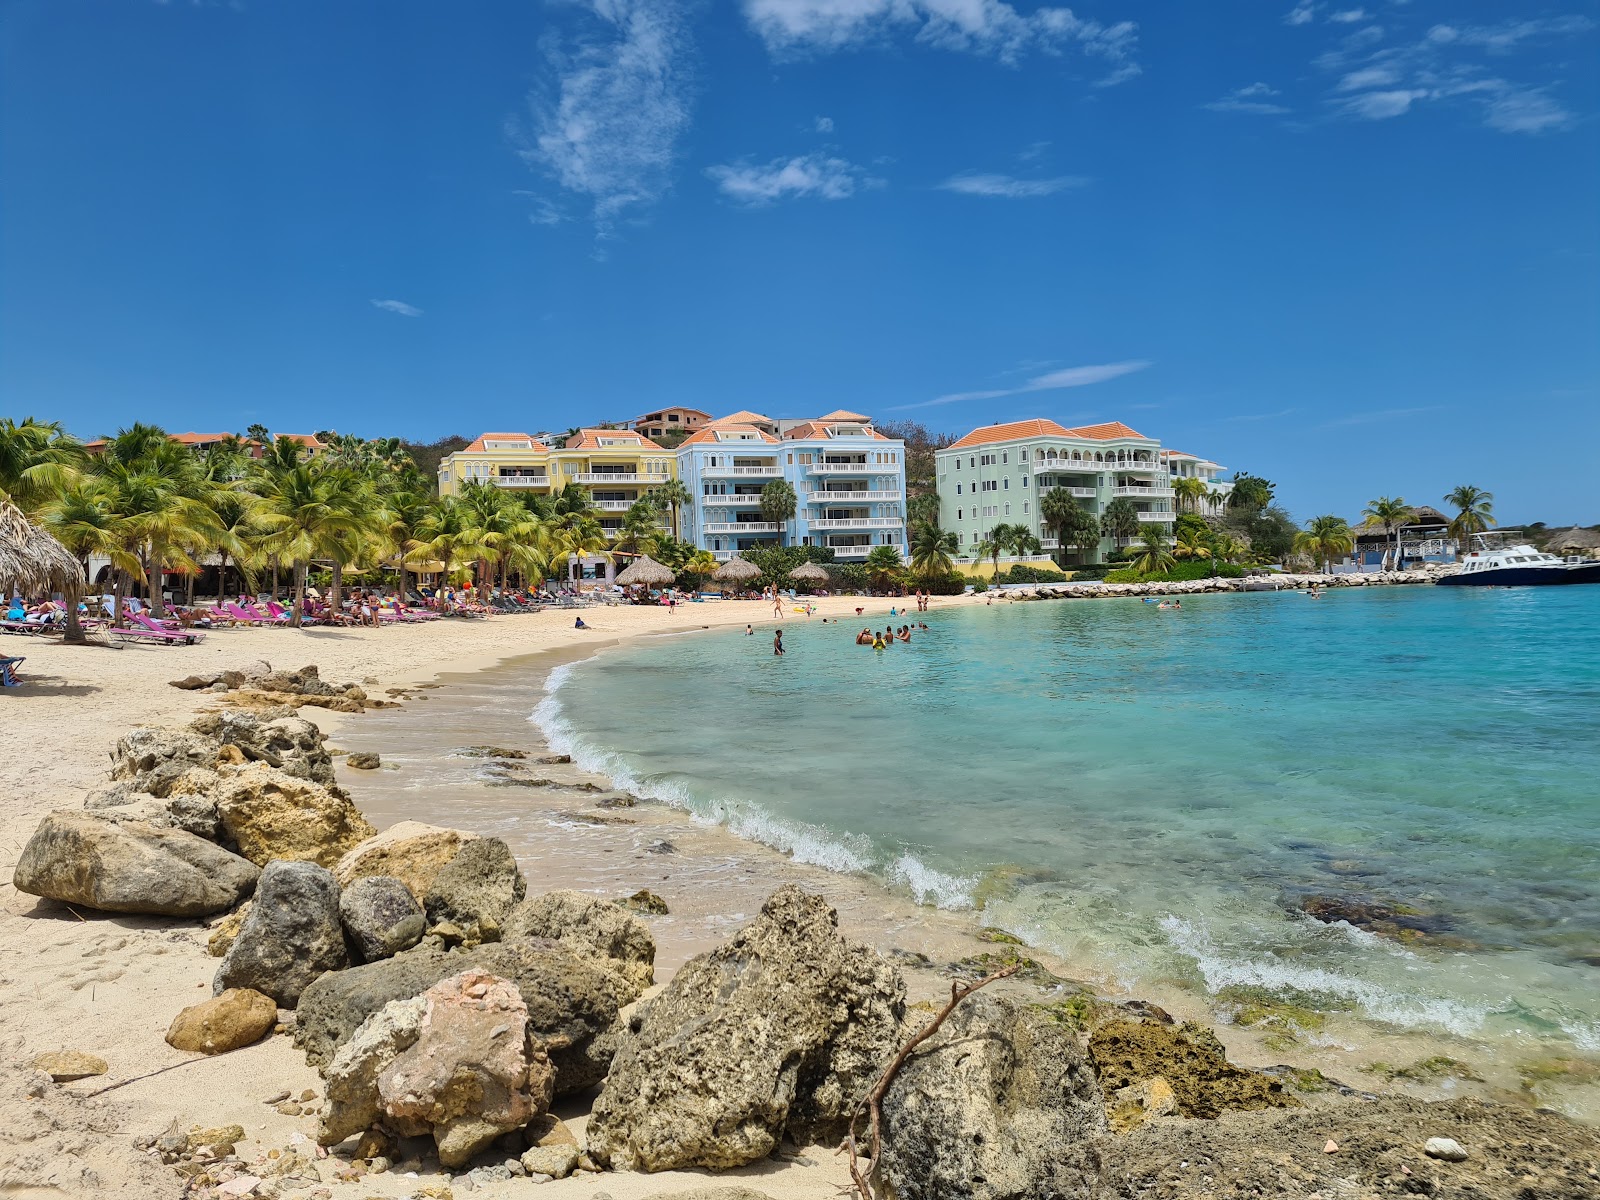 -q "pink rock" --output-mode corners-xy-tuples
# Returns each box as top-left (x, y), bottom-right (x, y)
(375, 970), (554, 1167)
